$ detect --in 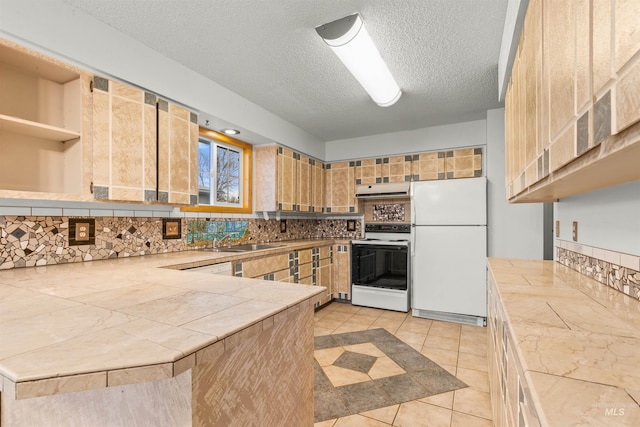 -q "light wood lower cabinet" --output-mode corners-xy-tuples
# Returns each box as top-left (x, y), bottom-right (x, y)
(333, 244), (351, 299)
(232, 245), (334, 305)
